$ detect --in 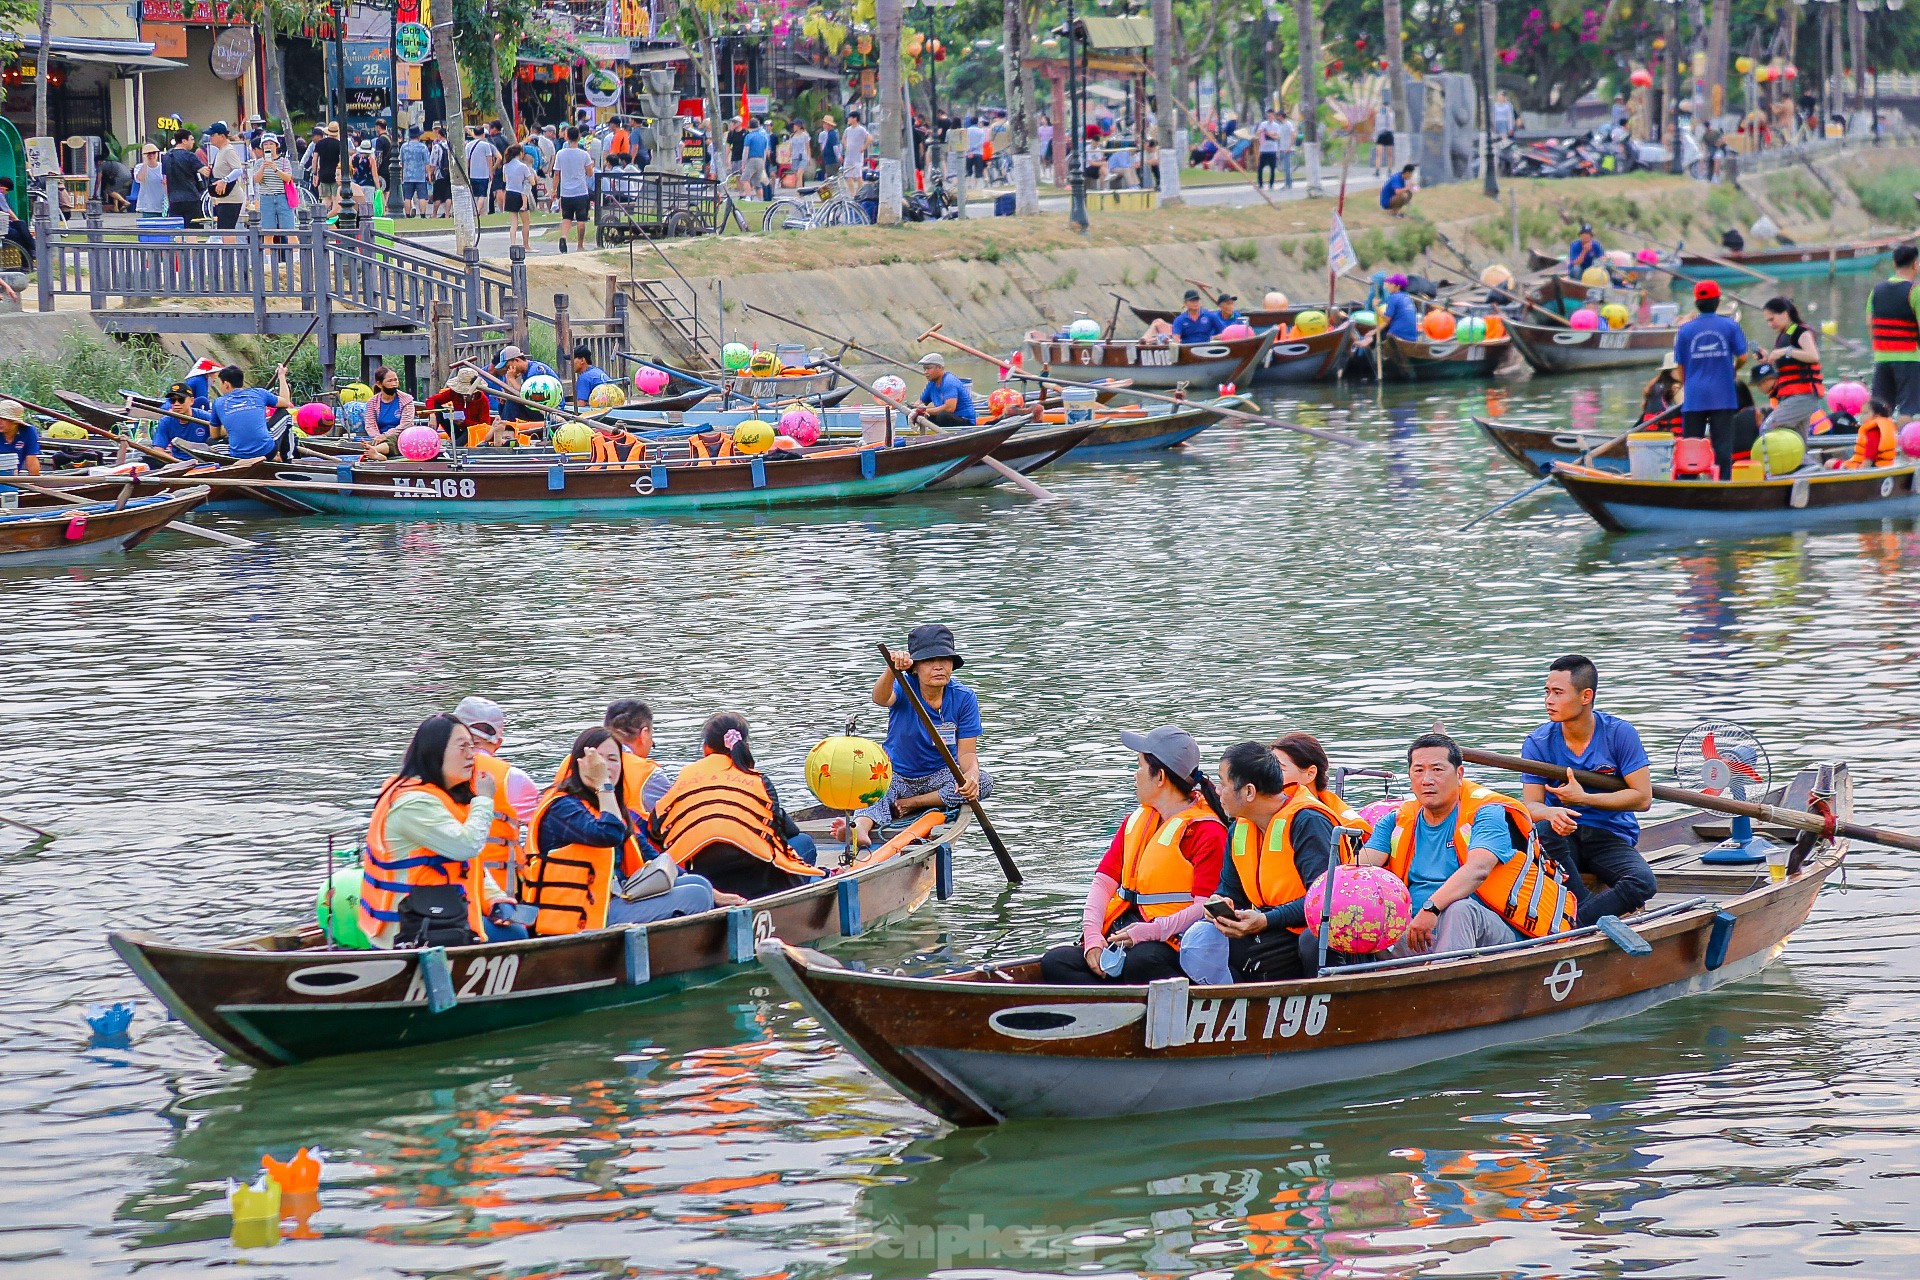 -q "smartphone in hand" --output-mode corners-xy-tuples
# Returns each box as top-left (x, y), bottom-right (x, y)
(1204, 898), (1238, 920)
